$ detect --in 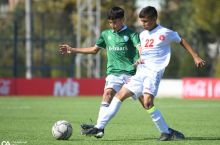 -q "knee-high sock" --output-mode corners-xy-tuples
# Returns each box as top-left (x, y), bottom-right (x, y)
(147, 106), (170, 134)
(97, 102), (109, 124)
(95, 97), (122, 129)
